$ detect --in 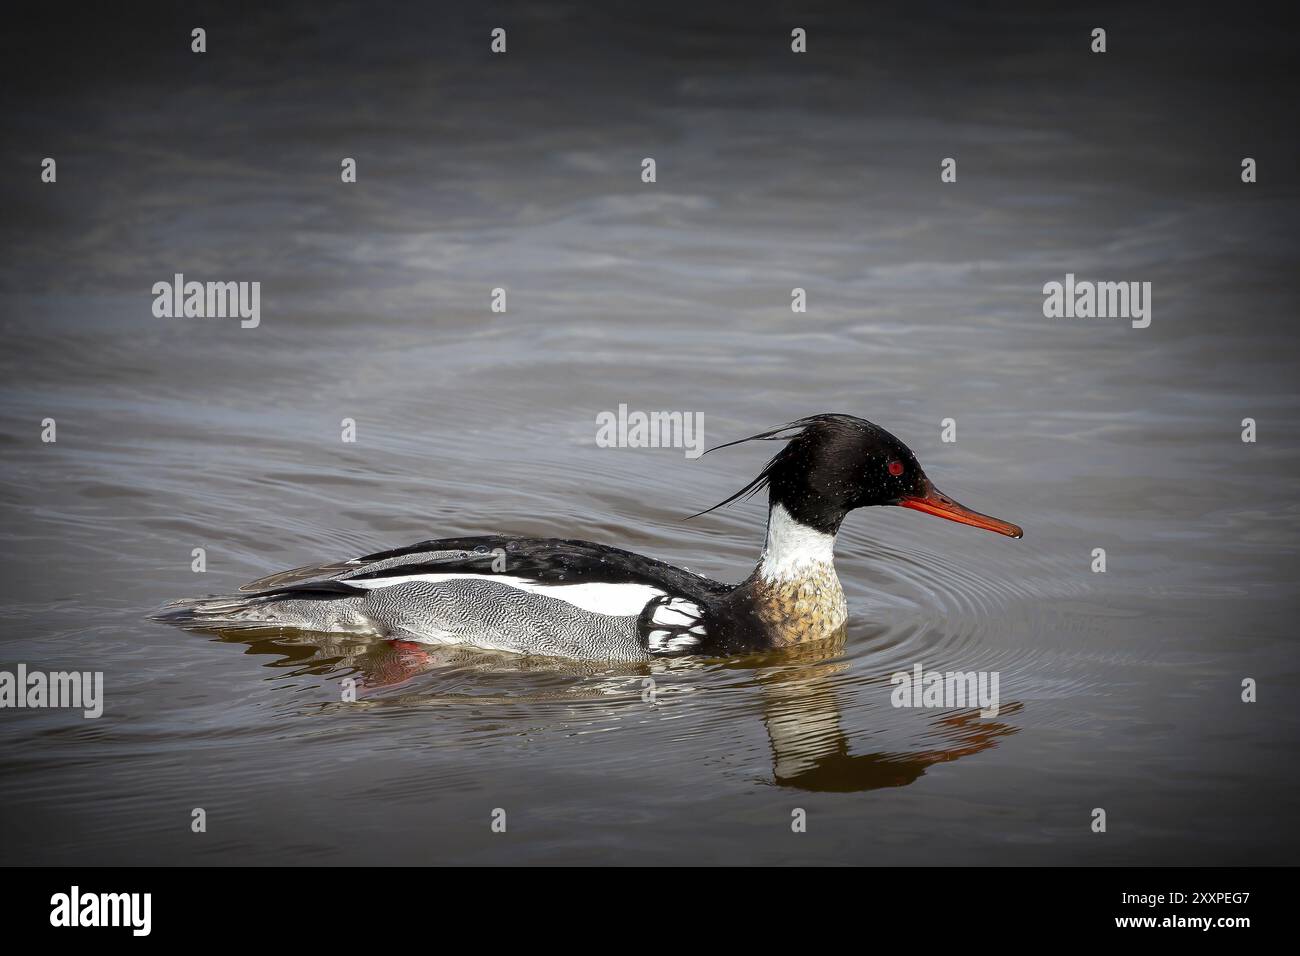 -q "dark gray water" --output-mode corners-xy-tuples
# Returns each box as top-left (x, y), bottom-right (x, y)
(2, 3), (1298, 864)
